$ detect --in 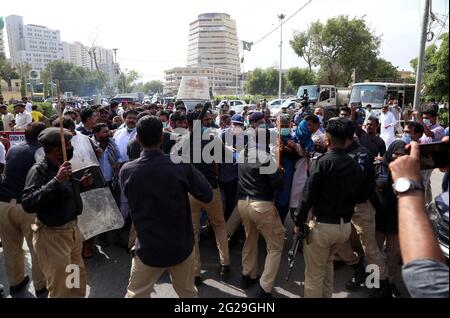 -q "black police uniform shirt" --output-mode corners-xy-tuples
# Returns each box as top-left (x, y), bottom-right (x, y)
(119, 149), (213, 268)
(22, 158), (83, 227)
(294, 148), (363, 230)
(359, 133), (387, 158)
(0, 141), (41, 203)
(238, 148), (283, 201)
